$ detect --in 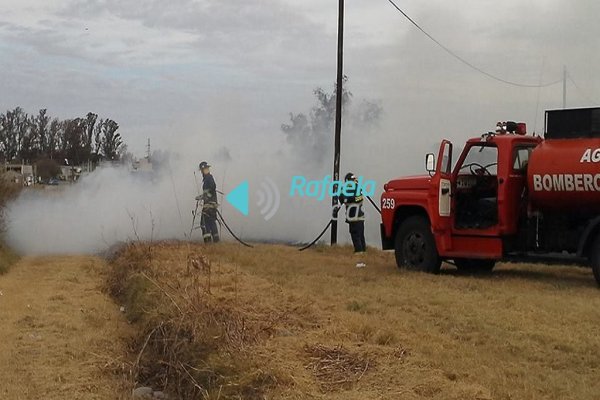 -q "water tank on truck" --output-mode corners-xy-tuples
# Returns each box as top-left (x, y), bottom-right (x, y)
(527, 107), (600, 213)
